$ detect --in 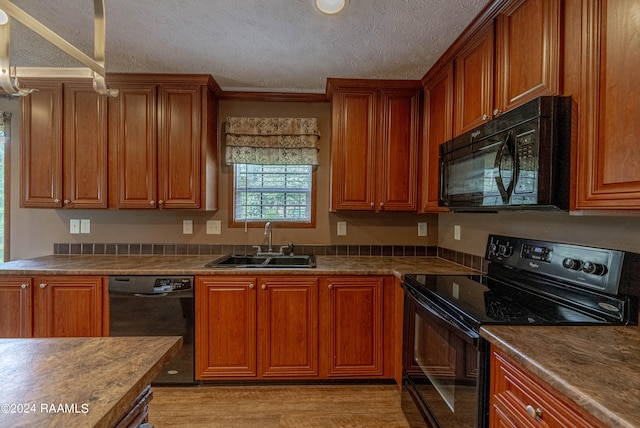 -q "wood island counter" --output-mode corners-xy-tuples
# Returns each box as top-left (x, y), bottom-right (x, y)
(0, 336), (182, 428)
